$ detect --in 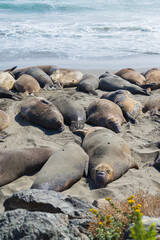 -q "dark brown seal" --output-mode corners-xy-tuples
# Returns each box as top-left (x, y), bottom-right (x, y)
(86, 99), (126, 133)
(21, 97), (65, 132)
(101, 90), (142, 123)
(31, 143), (89, 192)
(75, 127), (139, 188)
(0, 147), (55, 187)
